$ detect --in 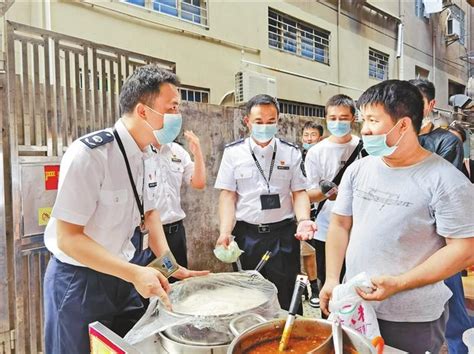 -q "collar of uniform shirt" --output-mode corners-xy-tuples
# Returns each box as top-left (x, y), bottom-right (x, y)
(143, 144), (158, 158)
(115, 119), (145, 159)
(249, 136), (276, 152)
(157, 143), (173, 153)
